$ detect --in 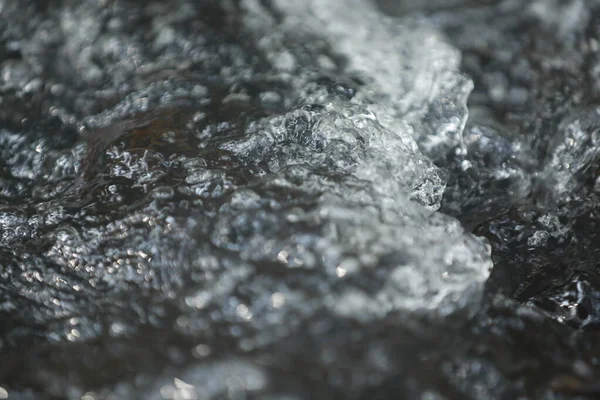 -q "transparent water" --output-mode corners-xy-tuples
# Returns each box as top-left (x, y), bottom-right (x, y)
(1, 0), (600, 399)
